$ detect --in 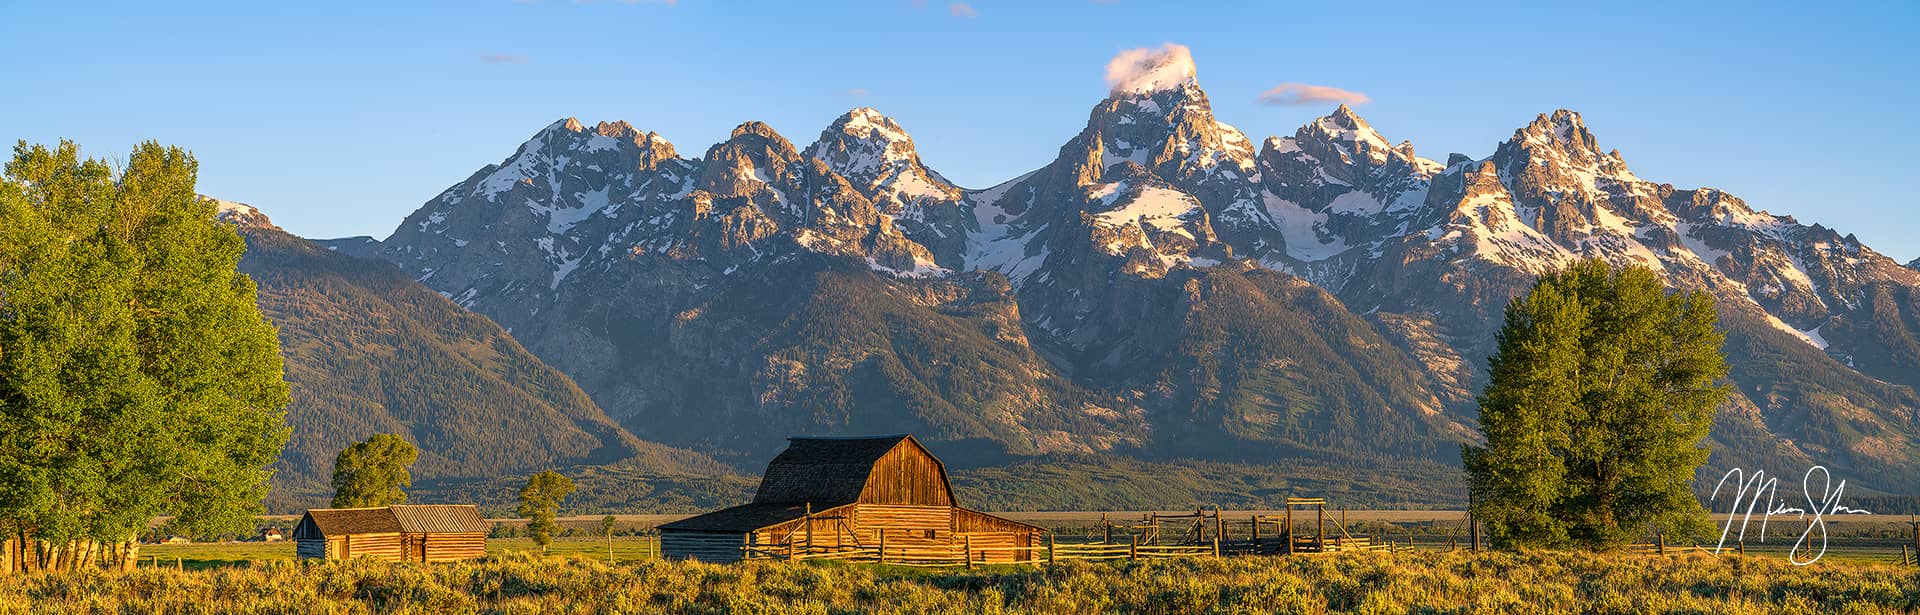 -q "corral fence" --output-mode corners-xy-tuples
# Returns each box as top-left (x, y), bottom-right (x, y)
(739, 499), (1408, 568)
